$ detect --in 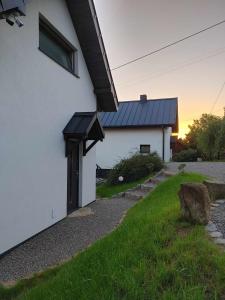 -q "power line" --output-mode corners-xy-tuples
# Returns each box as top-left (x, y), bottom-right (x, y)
(111, 18), (225, 71)
(210, 80), (225, 113)
(117, 47), (225, 89)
